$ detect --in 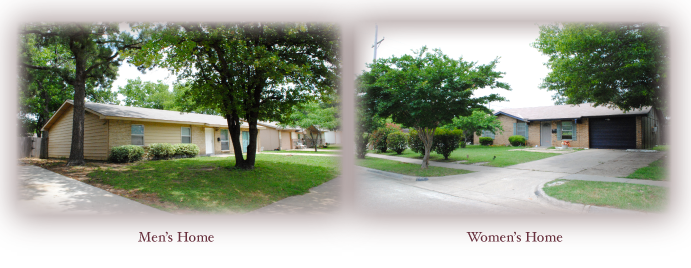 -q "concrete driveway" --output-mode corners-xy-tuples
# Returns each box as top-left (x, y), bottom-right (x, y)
(359, 149), (665, 215)
(18, 165), (167, 215)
